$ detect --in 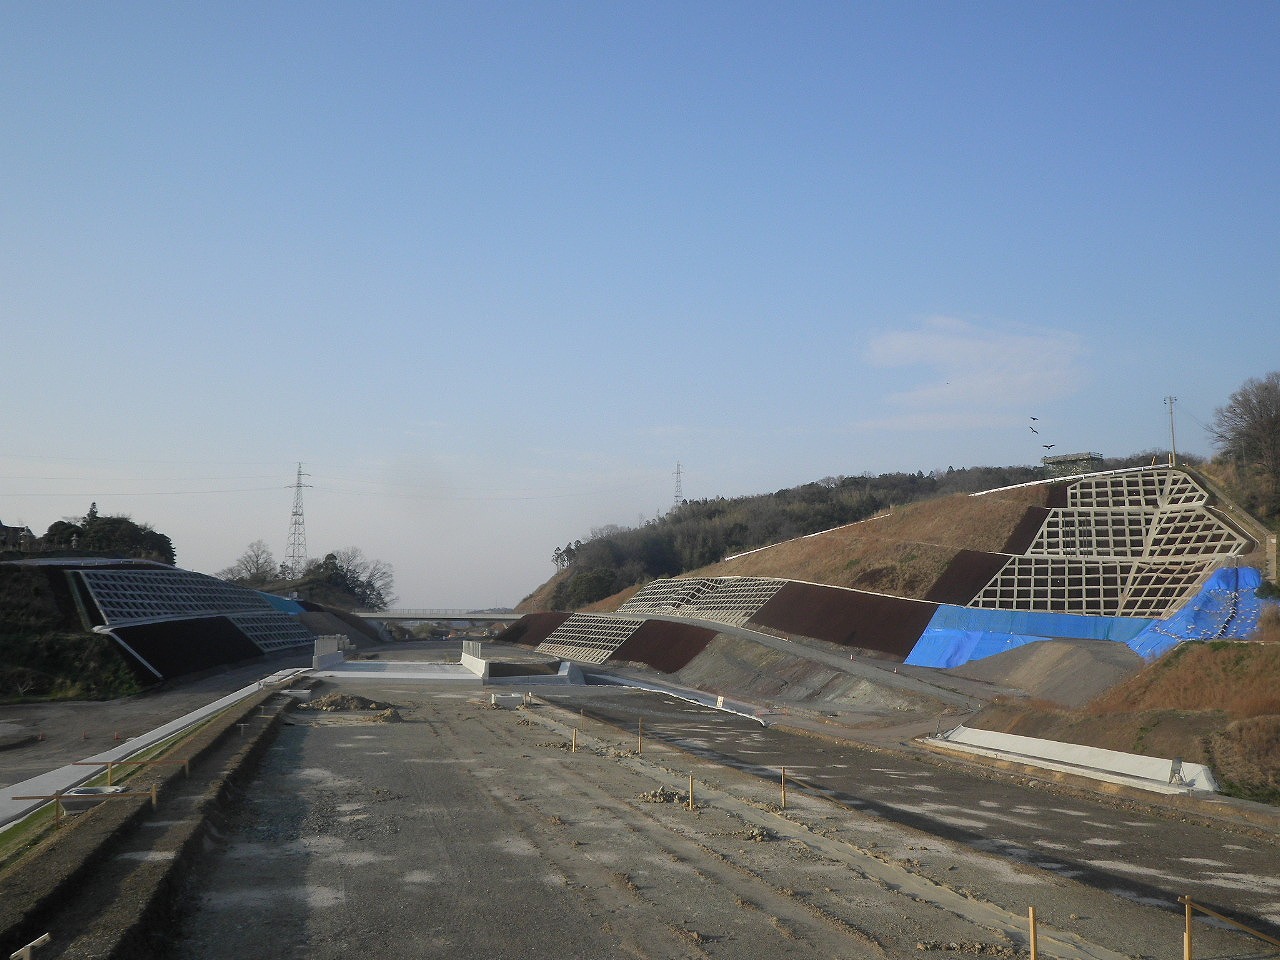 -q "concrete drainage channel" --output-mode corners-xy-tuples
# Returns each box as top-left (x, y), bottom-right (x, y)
(0, 685), (307, 960)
